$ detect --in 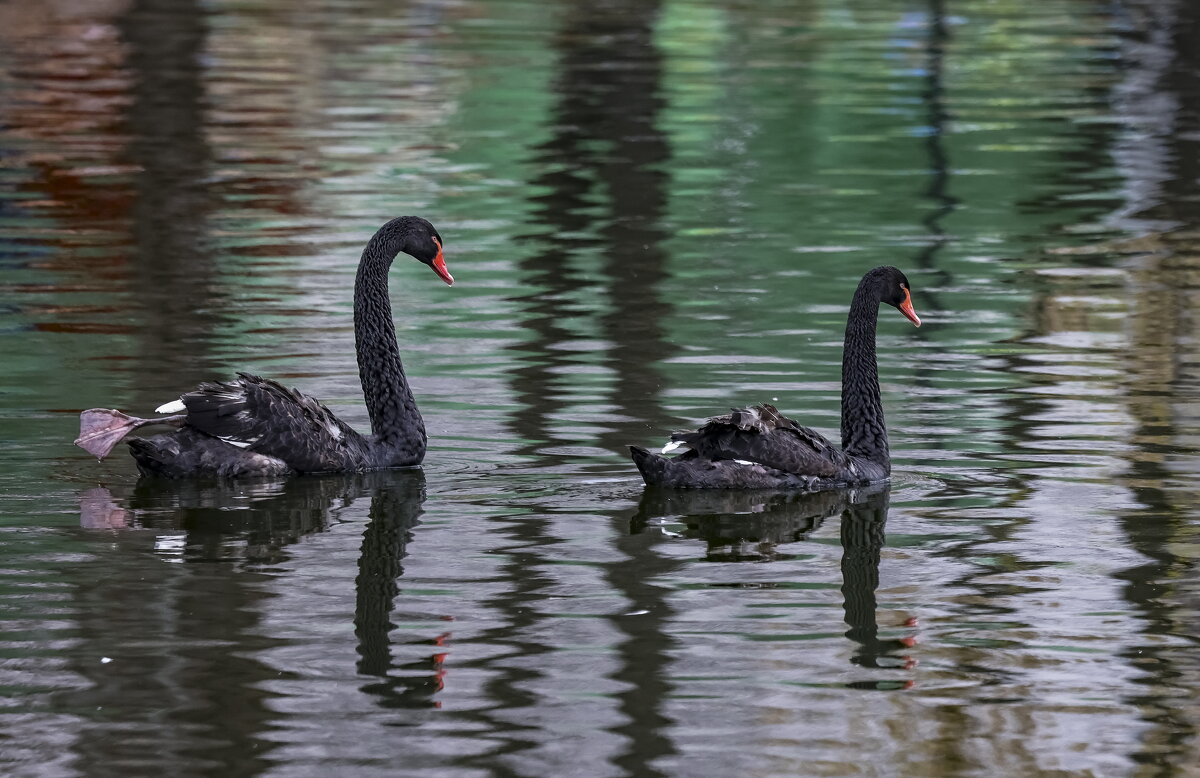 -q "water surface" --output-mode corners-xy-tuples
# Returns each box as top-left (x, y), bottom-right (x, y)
(2, 0), (1200, 775)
